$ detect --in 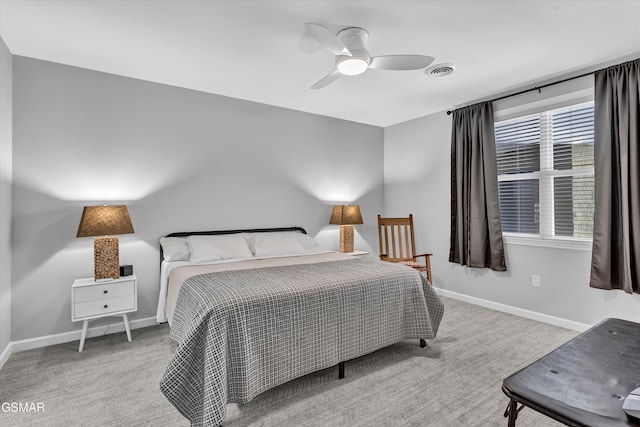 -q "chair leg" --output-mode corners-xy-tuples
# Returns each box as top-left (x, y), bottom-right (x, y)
(425, 256), (432, 284)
